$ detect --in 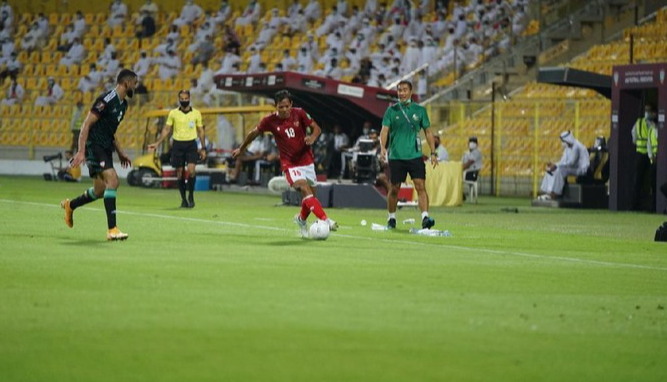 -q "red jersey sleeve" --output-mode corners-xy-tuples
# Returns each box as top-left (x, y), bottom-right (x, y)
(257, 114), (273, 133)
(299, 109), (314, 131)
